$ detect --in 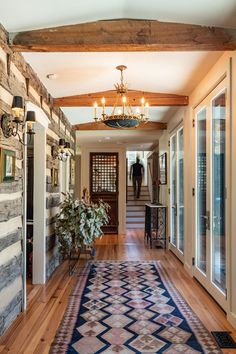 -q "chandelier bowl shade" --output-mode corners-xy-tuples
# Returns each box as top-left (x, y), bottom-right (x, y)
(104, 117), (140, 128)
